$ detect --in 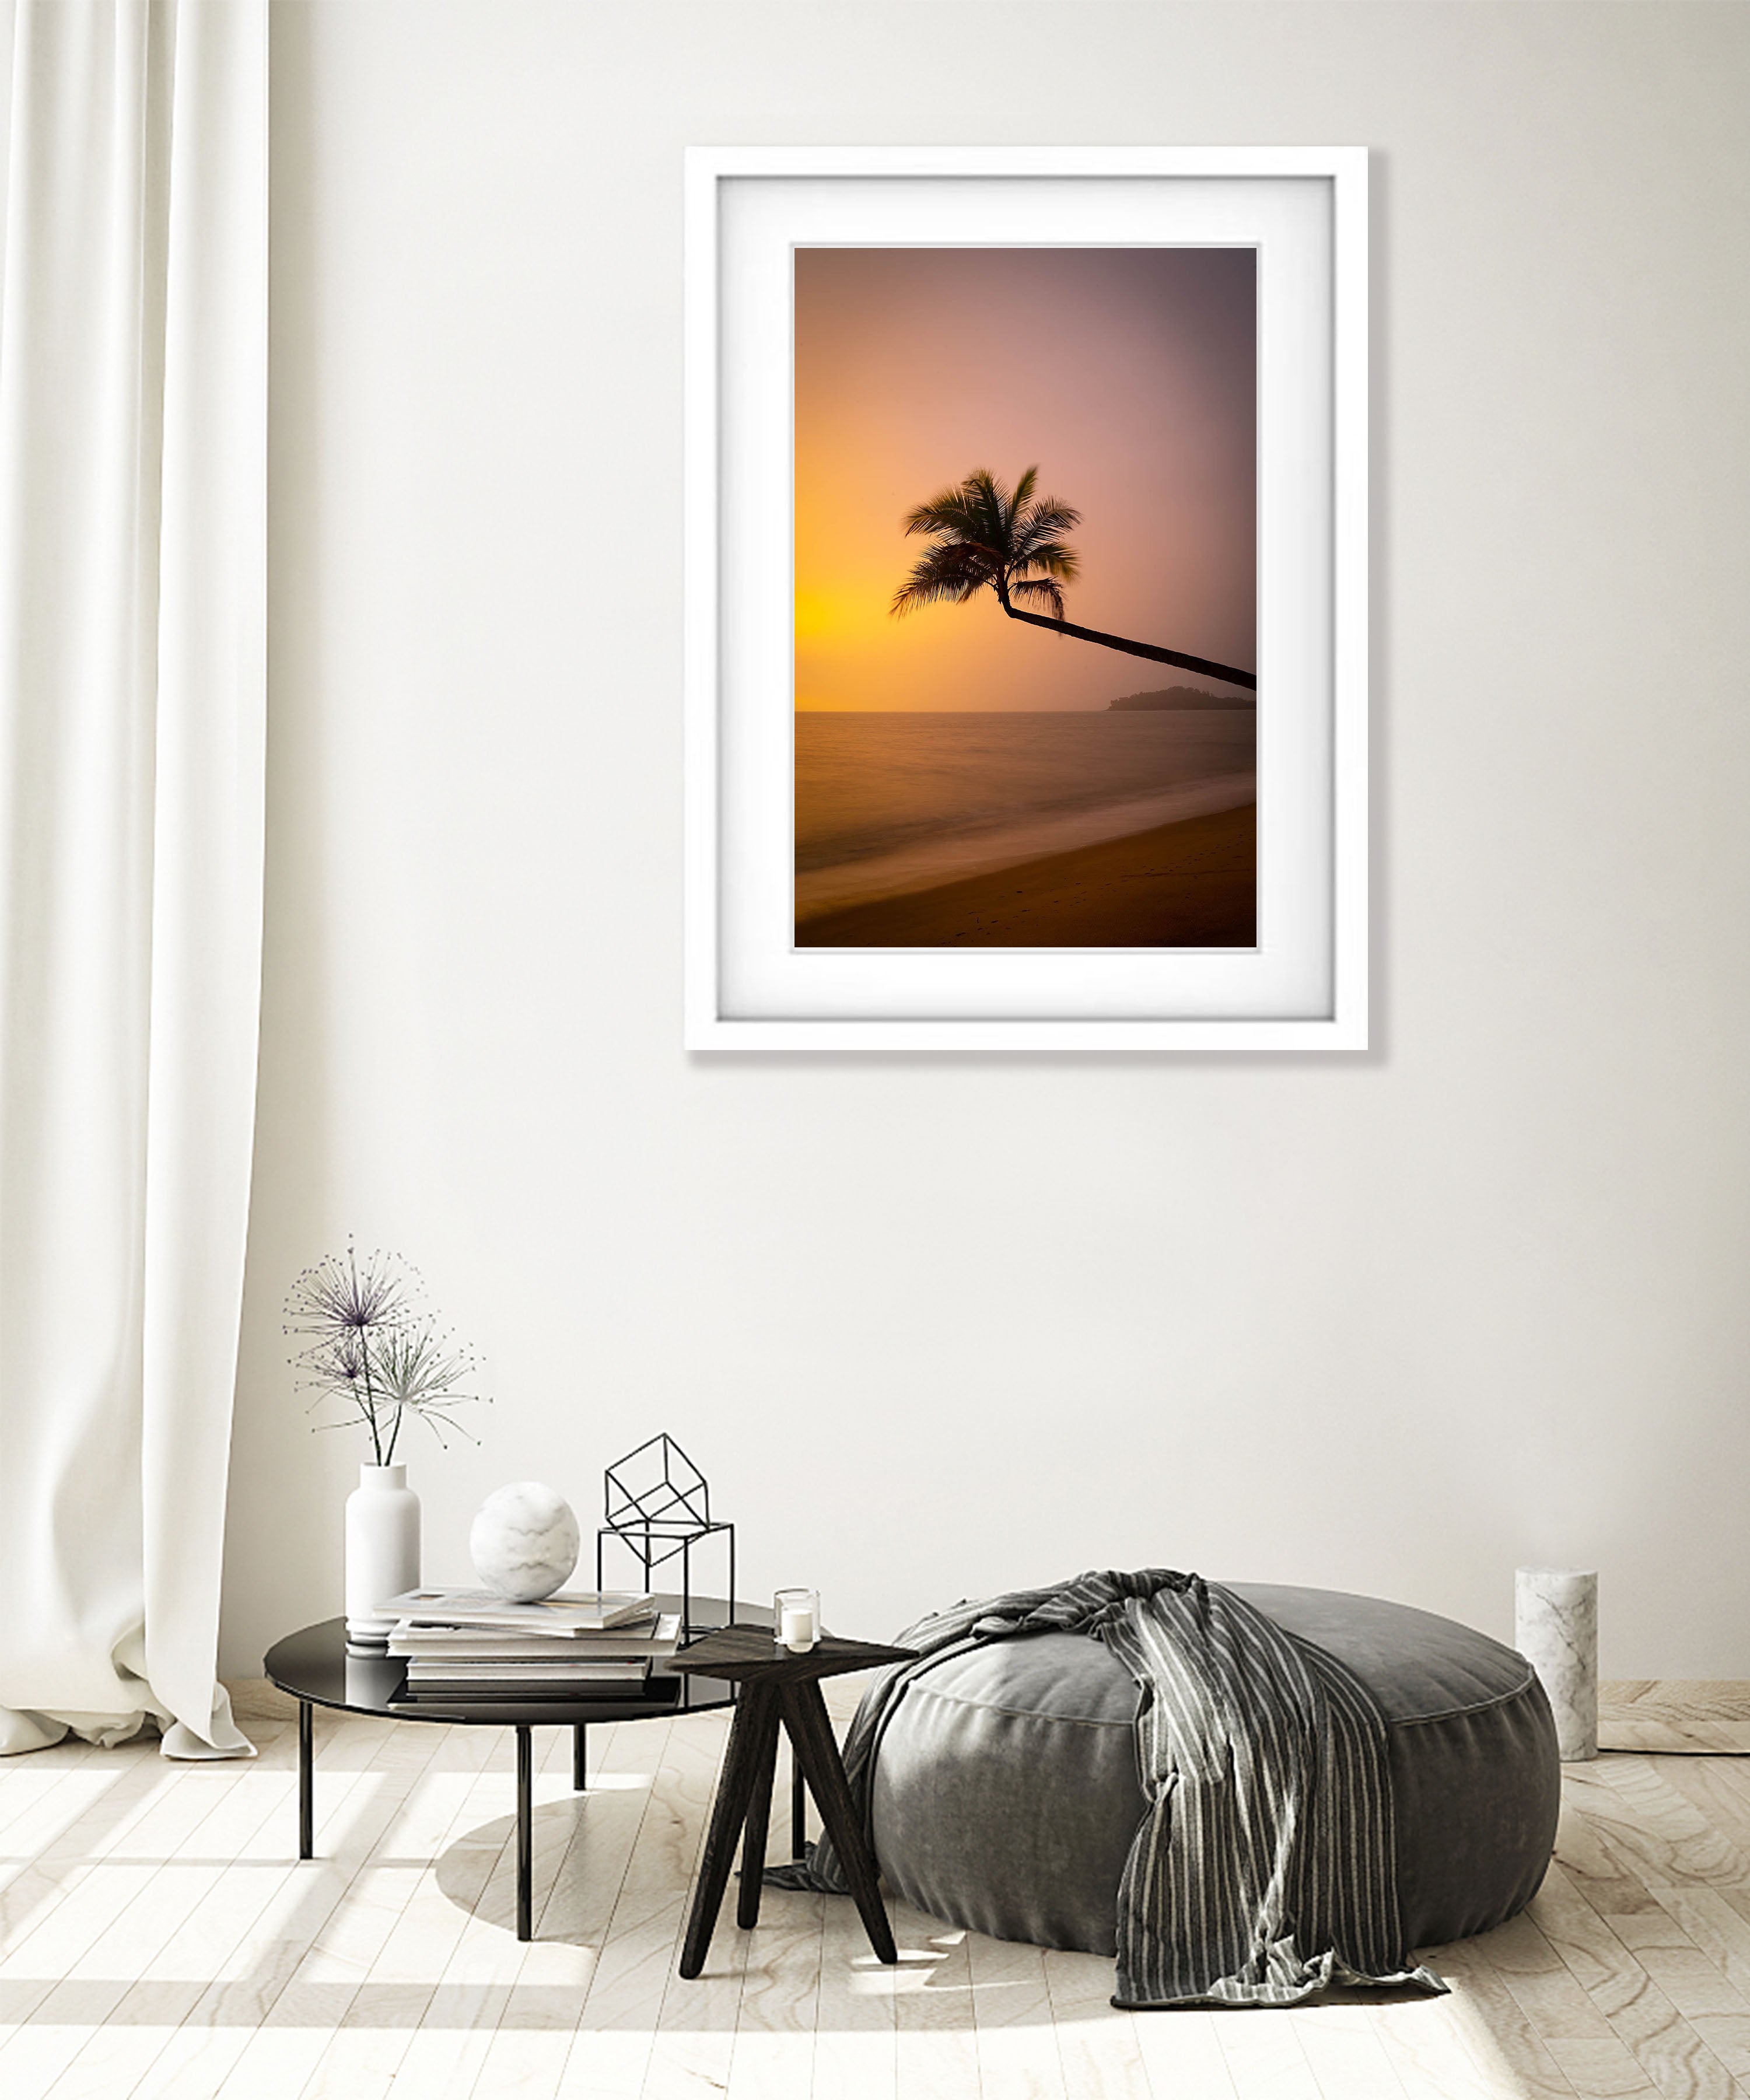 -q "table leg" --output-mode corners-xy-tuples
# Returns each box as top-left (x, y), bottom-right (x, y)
(781, 1684), (897, 1965)
(298, 1701), (313, 1860)
(516, 1726), (533, 1942)
(790, 1753), (806, 1861)
(679, 1683), (775, 1979)
(573, 1723), (587, 1793)
(735, 1695), (783, 1930)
